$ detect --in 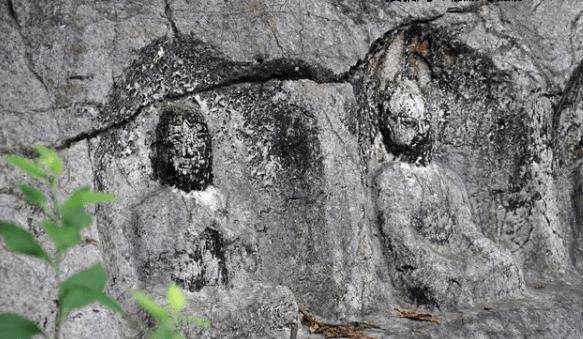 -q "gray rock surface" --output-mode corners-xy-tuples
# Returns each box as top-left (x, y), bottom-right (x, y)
(1, 0), (583, 338)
